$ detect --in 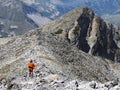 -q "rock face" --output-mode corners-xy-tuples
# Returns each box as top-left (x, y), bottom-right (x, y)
(0, 7), (120, 89)
(71, 8), (119, 61)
